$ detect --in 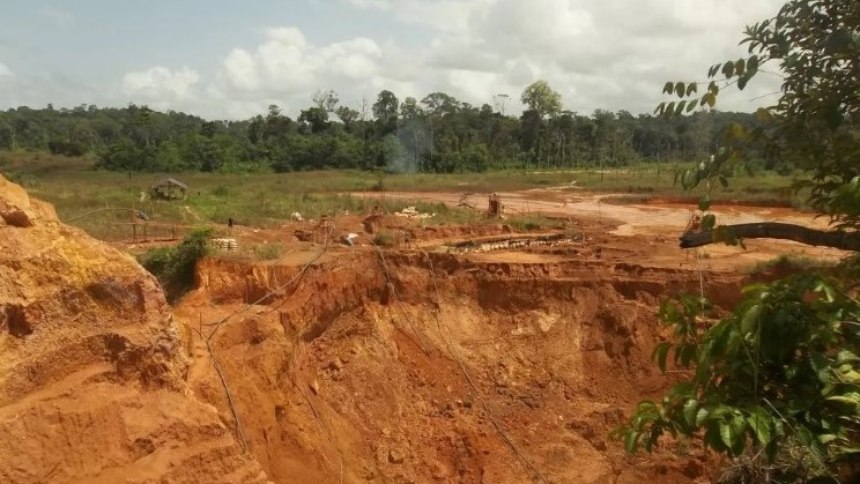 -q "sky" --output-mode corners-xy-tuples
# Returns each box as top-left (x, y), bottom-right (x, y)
(0, 0), (786, 120)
